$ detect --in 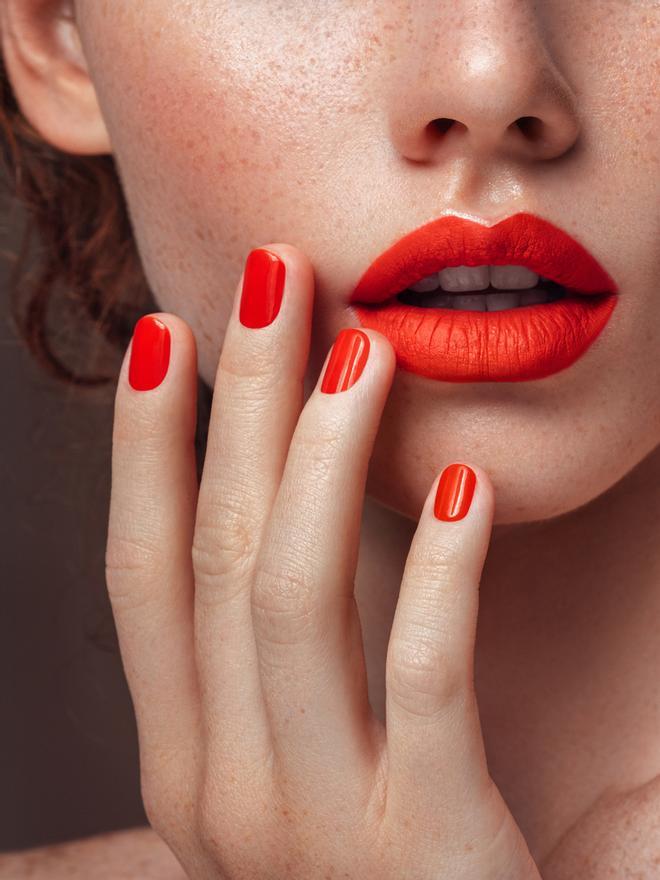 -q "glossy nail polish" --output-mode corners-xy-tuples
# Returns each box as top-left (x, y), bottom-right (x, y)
(239, 248), (286, 328)
(434, 463), (476, 521)
(320, 329), (370, 394)
(128, 315), (171, 391)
